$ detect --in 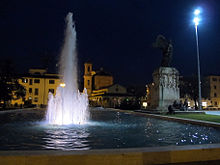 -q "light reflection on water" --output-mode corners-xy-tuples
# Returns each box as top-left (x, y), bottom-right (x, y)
(40, 119), (140, 150)
(43, 126), (90, 150)
(0, 109), (220, 150)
